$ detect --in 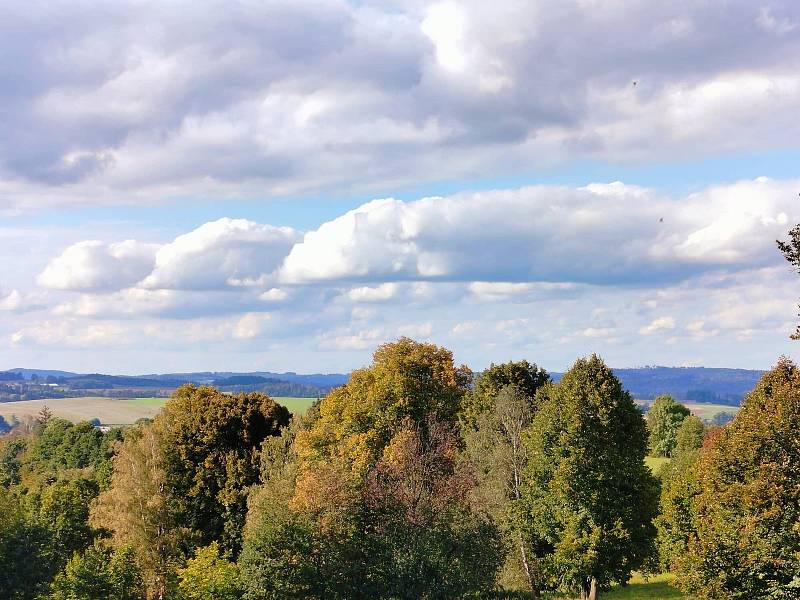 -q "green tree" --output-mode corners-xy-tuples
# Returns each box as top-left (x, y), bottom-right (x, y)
(92, 424), (188, 600)
(460, 360), (549, 429)
(646, 395), (690, 457)
(47, 542), (143, 600)
(676, 359), (800, 598)
(157, 385), (290, 554)
(465, 384), (542, 593)
(0, 437), (26, 487)
(777, 224), (800, 339)
(0, 486), (52, 599)
(177, 542), (241, 600)
(519, 355), (659, 600)
(674, 415), (704, 455)
(654, 423), (709, 572)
